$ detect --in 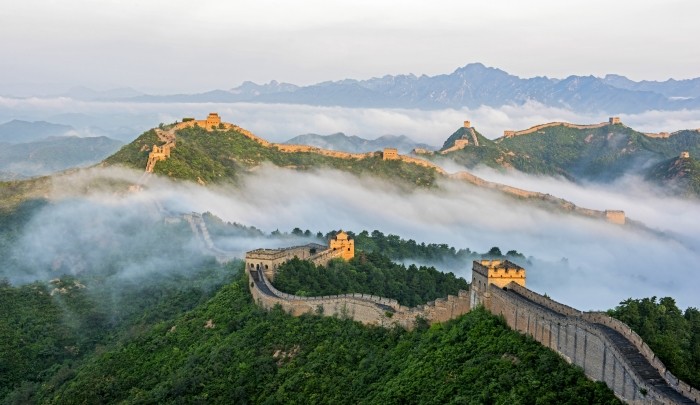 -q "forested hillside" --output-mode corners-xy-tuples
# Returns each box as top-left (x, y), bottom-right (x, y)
(437, 123), (700, 196)
(6, 273), (619, 404)
(3, 215), (699, 403)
